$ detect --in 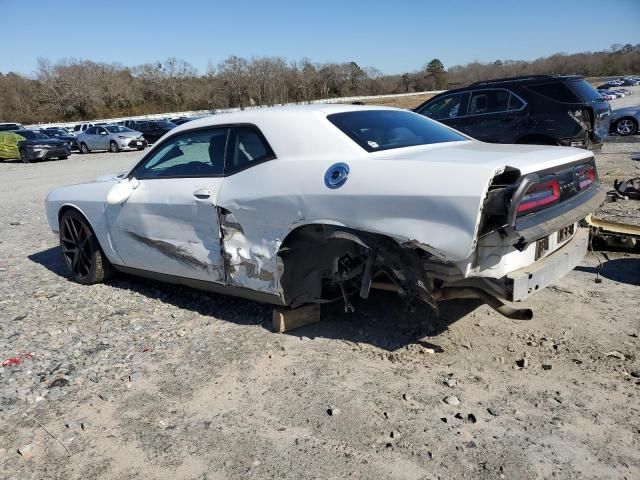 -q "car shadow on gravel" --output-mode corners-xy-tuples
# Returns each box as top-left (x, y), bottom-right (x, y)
(28, 246), (69, 277)
(289, 291), (479, 353)
(575, 257), (640, 286)
(29, 246), (476, 351)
